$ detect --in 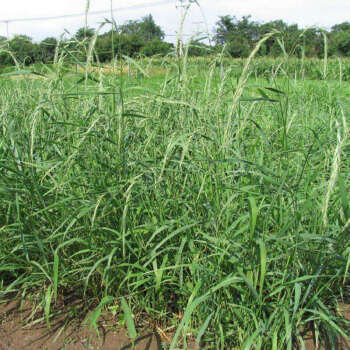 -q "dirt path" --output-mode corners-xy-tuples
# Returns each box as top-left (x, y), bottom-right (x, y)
(0, 299), (168, 350)
(0, 298), (349, 349)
